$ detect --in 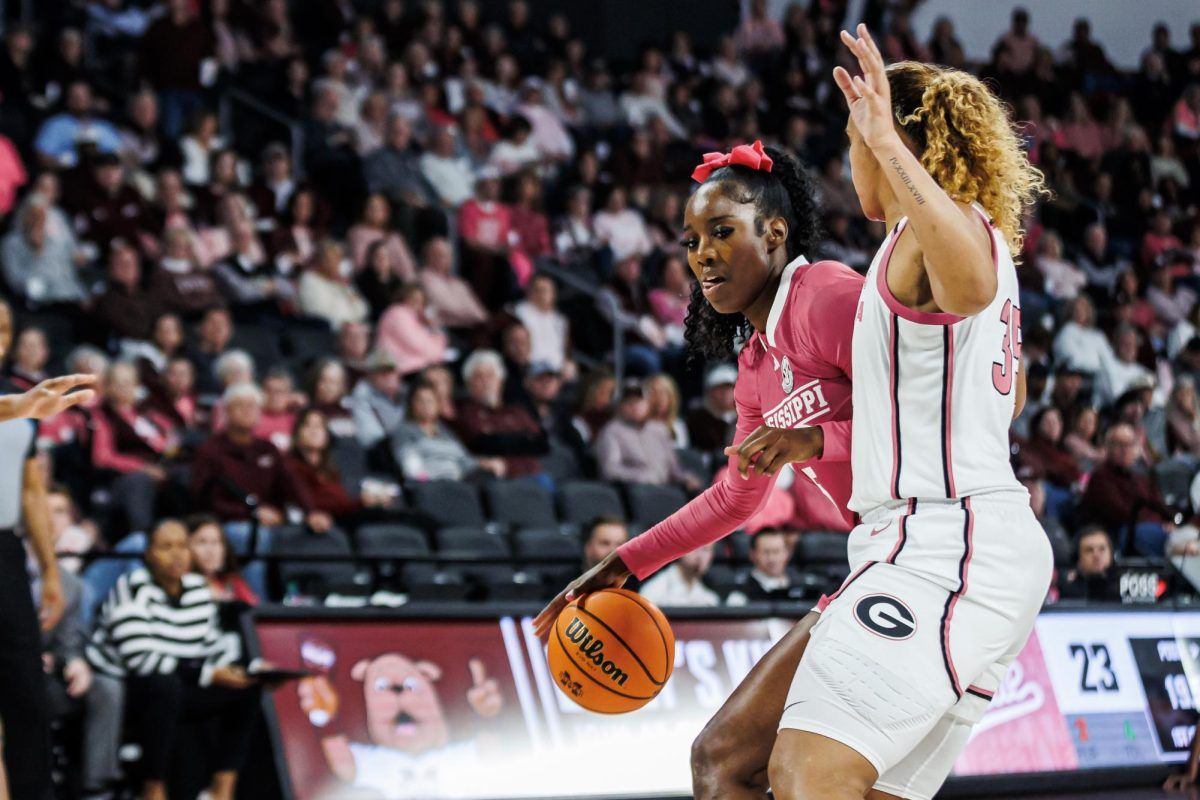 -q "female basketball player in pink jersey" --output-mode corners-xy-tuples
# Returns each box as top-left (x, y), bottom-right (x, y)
(533, 139), (864, 789)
